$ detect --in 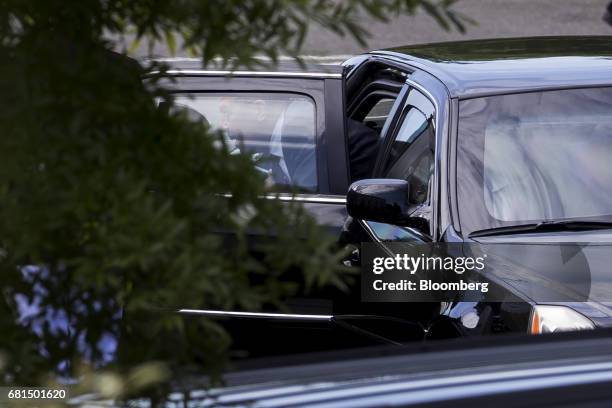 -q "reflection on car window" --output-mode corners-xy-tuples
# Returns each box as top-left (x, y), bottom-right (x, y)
(364, 221), (426, 243)
(173, 93), (317, 192)
(384, 108), (428, 172)
(364, 98), (395, 125)
(484, 116), (612, 222)
(383, 106), (434, 206)
(457, 87), (612, 235)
